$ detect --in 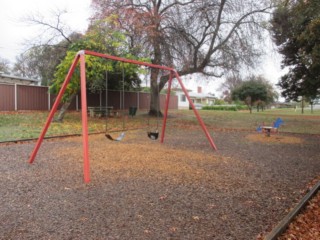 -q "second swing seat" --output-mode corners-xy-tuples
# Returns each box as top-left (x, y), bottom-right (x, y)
(147, 130), (159, 140)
